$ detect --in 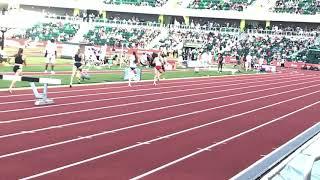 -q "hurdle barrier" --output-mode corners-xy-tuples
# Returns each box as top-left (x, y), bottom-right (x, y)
(123, 68), (141, 81)
(0, 74), (61, 106)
